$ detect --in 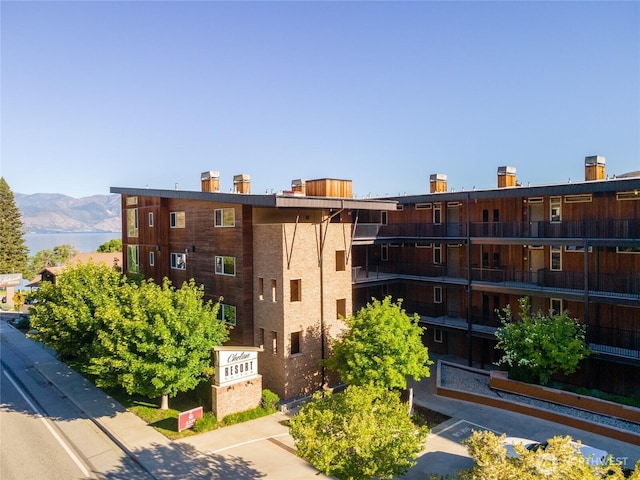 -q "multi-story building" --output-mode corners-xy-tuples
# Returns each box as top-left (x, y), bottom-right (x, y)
(112, 156), (640, 399)
(351, 156), (640, 396)
(111, 173), (397, 400)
